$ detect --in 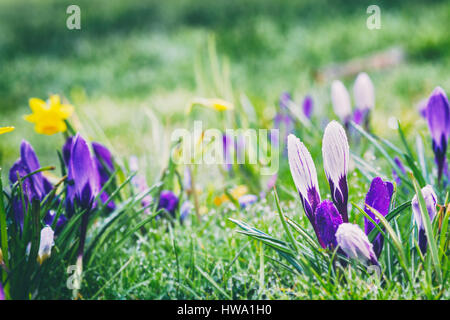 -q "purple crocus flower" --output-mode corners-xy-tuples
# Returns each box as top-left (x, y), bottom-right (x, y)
(411, 185), (437, 254)
(336, 223), (378, 266)
(364, 177), (394, 258)
(302, 95), (313, 119)
(322, 121), (350, 222)
(238, 194), (258, 209)
(66, 134), (100, 216)
(315, 200), (343, 249)
(9, 140), (64, 229)
(157, 190), (179, 218)
(287, 134), (322, 246)
(425, 87), (450, 184)
(352, 108), (364, 126)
